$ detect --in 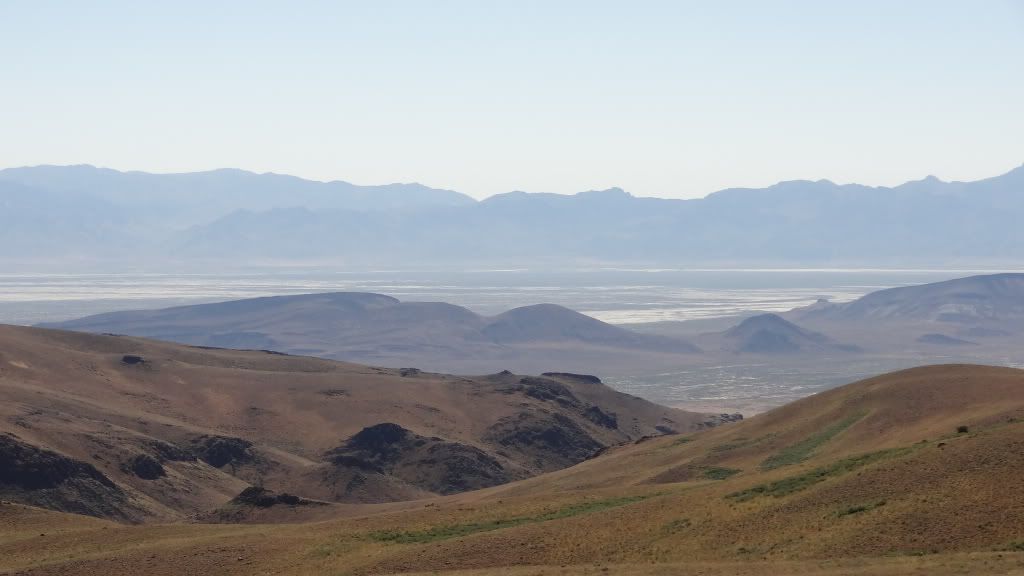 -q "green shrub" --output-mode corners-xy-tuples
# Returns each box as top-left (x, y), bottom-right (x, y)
(760, 411), (866, 470)
(702, 466), (741, 480)
(369, 494), (652, 544)
(728, 447), (910, 501)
